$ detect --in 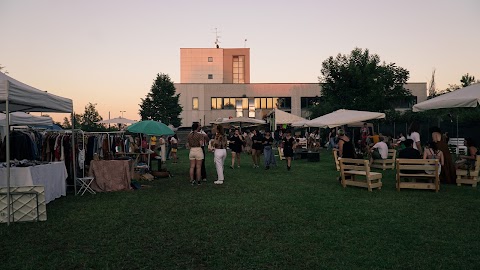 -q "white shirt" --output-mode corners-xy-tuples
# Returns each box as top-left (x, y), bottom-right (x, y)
(372, 141), (389, 159)
(408, 132), (420, 150)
